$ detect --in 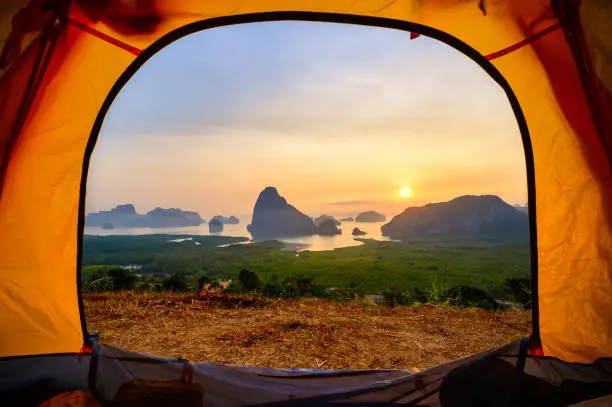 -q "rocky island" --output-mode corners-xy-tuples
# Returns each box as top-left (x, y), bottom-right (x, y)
(86, 204), (205, 228)
(352, 227), (367, 236)
(318, 219), (341, 235)
(314, 215), (341, 226)
(355, 211), (386, 223)
(381, 195), (528, 240)
(209, 218), (224, 233)
(247, 187), (319, 239)
(211, 215), (239, 224)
